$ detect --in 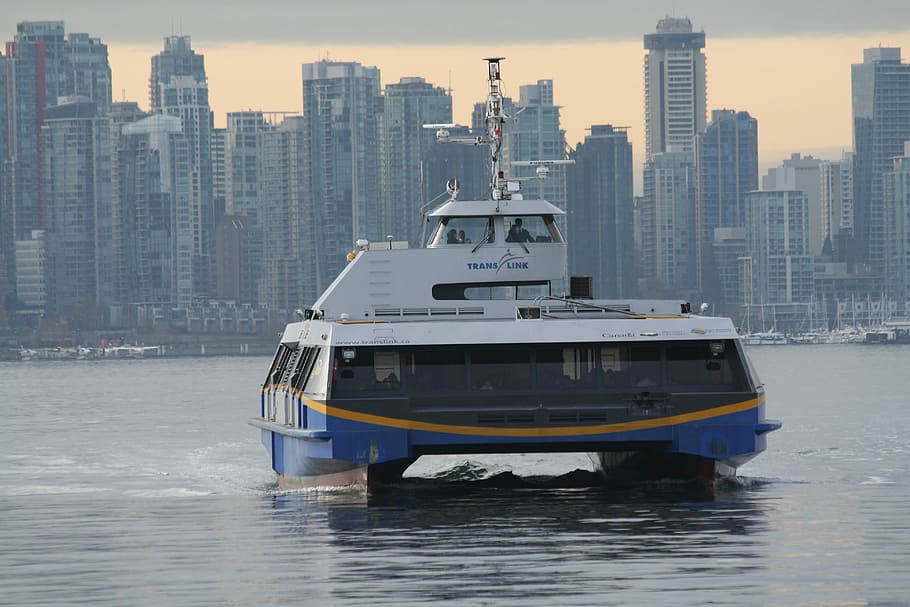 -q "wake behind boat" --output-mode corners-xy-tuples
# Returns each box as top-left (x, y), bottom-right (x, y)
(250, 58), (780, 489)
